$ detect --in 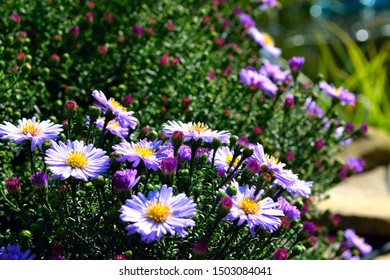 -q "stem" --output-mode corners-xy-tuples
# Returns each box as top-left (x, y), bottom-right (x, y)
(27, 144), (35, 174)
(216, 224), (244, 257)
(86, 122), (95, 144)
